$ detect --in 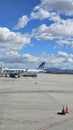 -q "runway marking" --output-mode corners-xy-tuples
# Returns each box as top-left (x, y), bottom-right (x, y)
(38, 116), (73, 130)
(0, 117), (38, 124)
(0, 90), (73, 94)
